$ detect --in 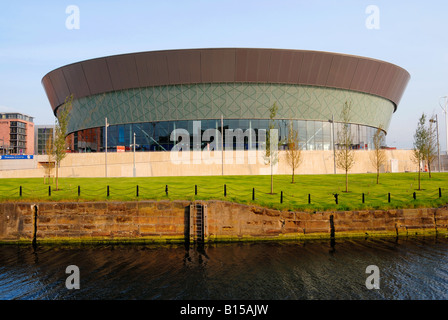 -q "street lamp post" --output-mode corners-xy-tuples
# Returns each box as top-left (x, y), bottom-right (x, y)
(329, 115), (336, 174)
(430, 115), (440, 172)
(132, 132), (136, 177)
(221, 115), (224, 176)
(440, 96), (448, 156)
(105, 117), (109, 177)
